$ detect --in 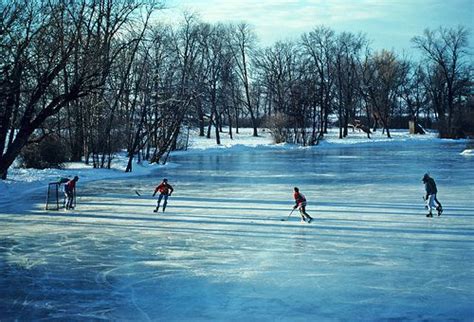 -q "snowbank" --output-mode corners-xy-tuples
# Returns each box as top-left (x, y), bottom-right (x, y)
(461, 149), (473, 156)
(183, 127), (446, 154)
(321, 128), (439, 145)
(0, 154), (166, 208)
